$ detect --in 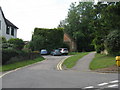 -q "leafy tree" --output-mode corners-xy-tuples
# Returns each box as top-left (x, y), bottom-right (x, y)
(92, 2), (120, 54)
(59, 2), (95, 52)
(105, 30), (120, 56)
